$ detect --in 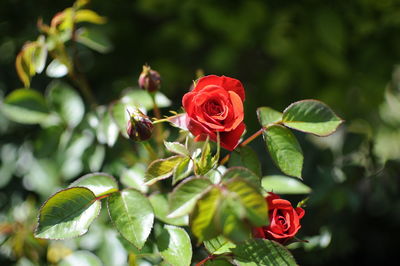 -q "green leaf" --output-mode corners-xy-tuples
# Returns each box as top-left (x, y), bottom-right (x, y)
(149, 193), (188, 226)
(157, 225), (192, 266)
(96, 106), (119, 147)
(282, 99), (344, 136)
(261, 175), (311, 194)
(173, 157), (194, 185)
(168, 177), (212, 218)
(32, 36), (47, 74)
(120, 89), (171, 111)
(263, 125), (303, 179)
(222, 167), (260, 188)
(217, 198), (251, 243)
(233, 239), (297, 266)
(225, 178), (268, 227)
(110, 101), (129, 138)
(46, 80), (85, 128)
(46, 59), (68, 78)
(204, 236), (236, 255)
(145, 155), (185, 185)
(69, 172), (118, 197)
(107, 189), (154, 249)
(190, 186), (221, 243)
(35, 187), (101, 239)
(120, 166), (148, 193)
(59, 250), (102, 266)
(76, 27), (112, 53)
(1, 88), (49, 124)
(257, 107), (283, 127)
(164, 141), (190, 156)
(239, 147), (262, 177)
(205, 258), (234, 266)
